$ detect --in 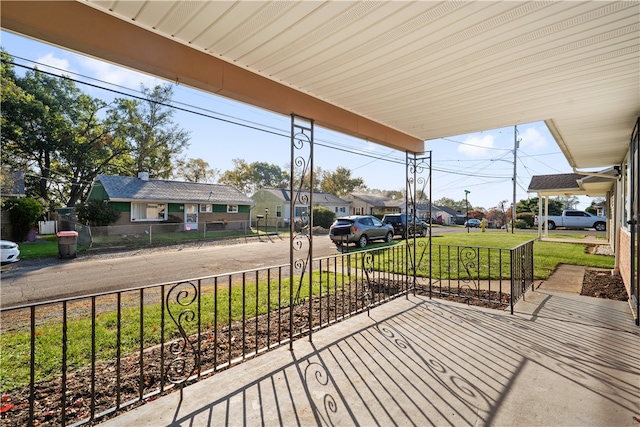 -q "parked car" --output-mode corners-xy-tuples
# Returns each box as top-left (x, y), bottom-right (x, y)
(329, 215), (394, 248)
(534, 210), (606, 231)
(381, 213), (428, 238)
(0, 240), (20, 264)
(464, 219), (482, 228)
